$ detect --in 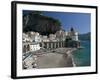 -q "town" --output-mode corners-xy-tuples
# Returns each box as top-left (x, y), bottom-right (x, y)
(22, 27), (80, 69)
